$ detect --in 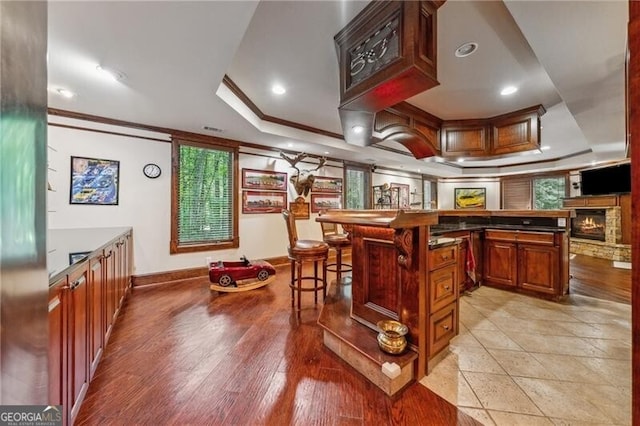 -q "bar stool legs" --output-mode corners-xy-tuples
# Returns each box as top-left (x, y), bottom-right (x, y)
(326, 245), (352, 285)
(289, 256), (327, 310)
